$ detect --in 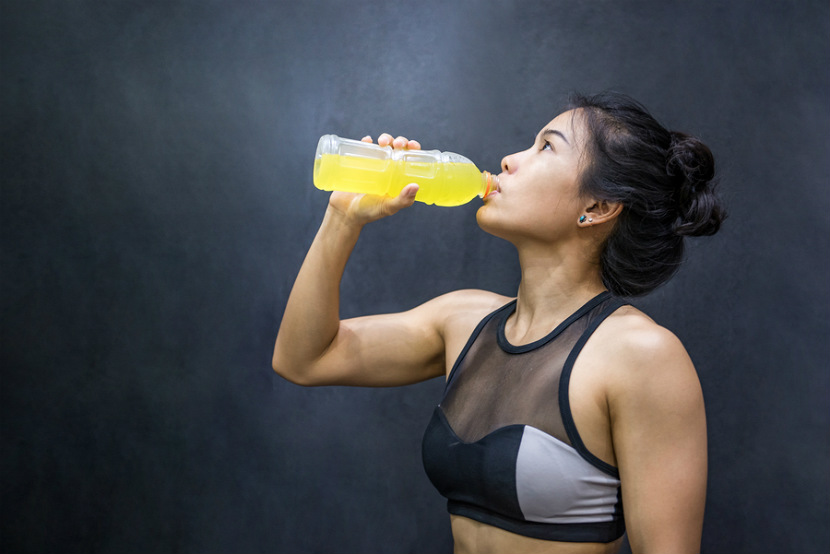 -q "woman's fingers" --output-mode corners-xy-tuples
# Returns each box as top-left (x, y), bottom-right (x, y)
(392, 135), (421, 150)
(363, 133), (421, 150)
(392, 135), (408, 148)
(377, 133), (393, 147)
